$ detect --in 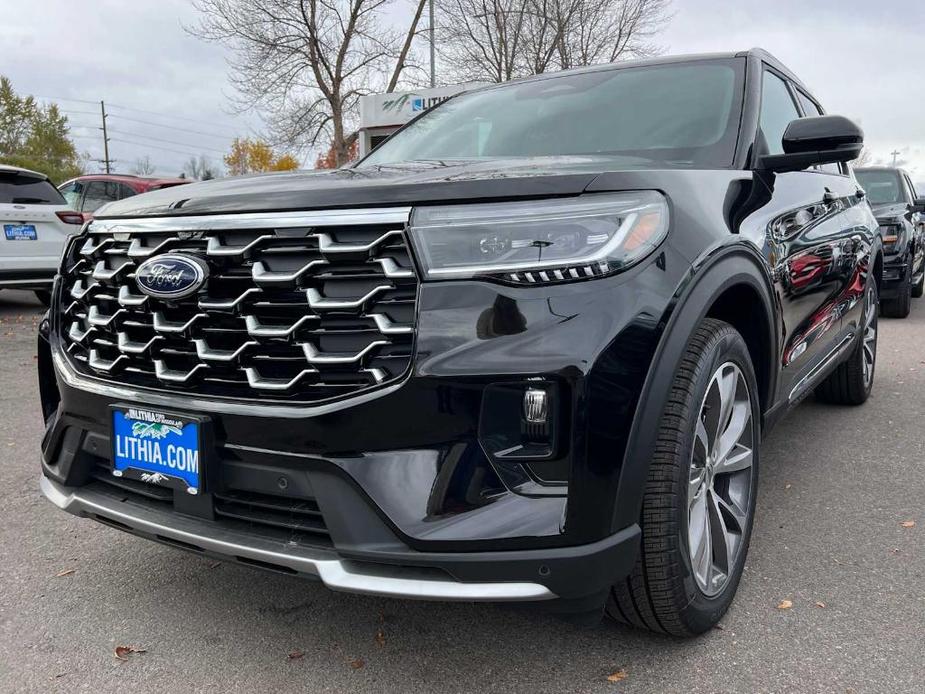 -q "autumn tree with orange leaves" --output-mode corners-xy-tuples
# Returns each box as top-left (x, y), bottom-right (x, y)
(223, 138), (300, 176)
